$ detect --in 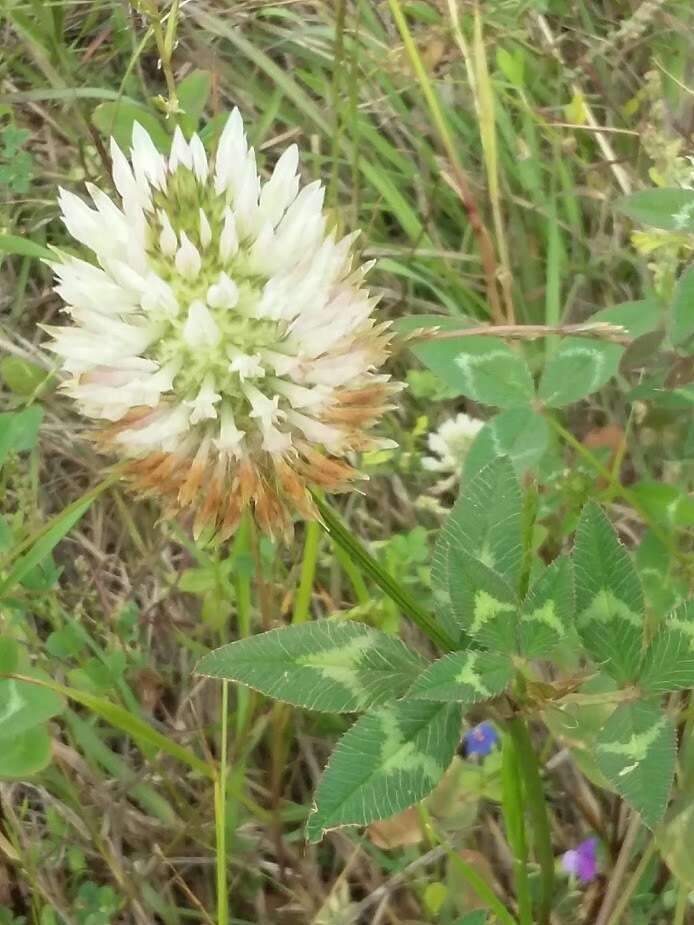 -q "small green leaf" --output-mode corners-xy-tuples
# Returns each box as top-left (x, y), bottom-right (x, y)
(306, 700), (461, 841)
(591, 298), (662, 339)
(0, 233), (52, 260)
(0, 670), (64, 738)
(177, 70), (212, 128)
(196, 621), (426, 713)
(0, 405), (44, 466)
(617, 188), (694, 232)
(630, 482), (694, 527)
(597, 700), (676, 829)
(448, 336), (535, 408)
(640, 601), (694, 694)
(538, 337), (623, 407)
(0, 726), (53, 779)
(92, 101), (170, 151)
(519, 557), (574, 658)
(670, 265), (694, 347)
(0, 357), (52, 396)
(408, 651), (512, 703)
(463, 408), (550, 478)
(573, 504), (644, 683)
